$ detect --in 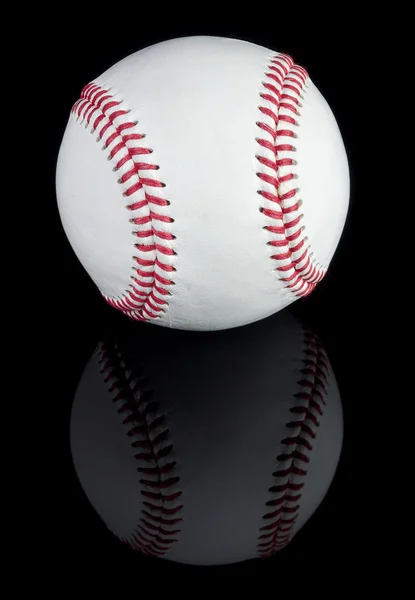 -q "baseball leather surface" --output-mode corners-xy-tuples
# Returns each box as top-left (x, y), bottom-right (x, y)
(70, 310), (343, 565)
(56, 35), (349, 331)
